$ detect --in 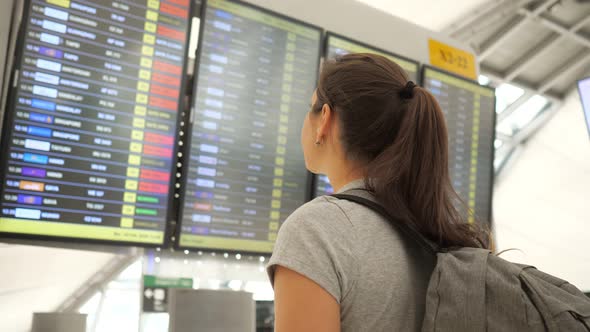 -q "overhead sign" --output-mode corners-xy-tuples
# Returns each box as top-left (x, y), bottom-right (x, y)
(428, 39), (477, 80)
(142, 275), (193, 313)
